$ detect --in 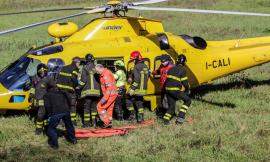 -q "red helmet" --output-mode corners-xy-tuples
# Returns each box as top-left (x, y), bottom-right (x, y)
(130, 51), (142, 61)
